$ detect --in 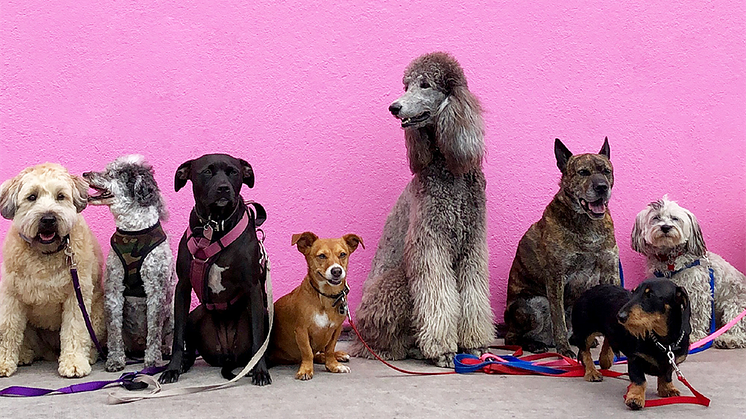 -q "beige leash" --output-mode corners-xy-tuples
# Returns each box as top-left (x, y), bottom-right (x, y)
(107, 251), (273, 404)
